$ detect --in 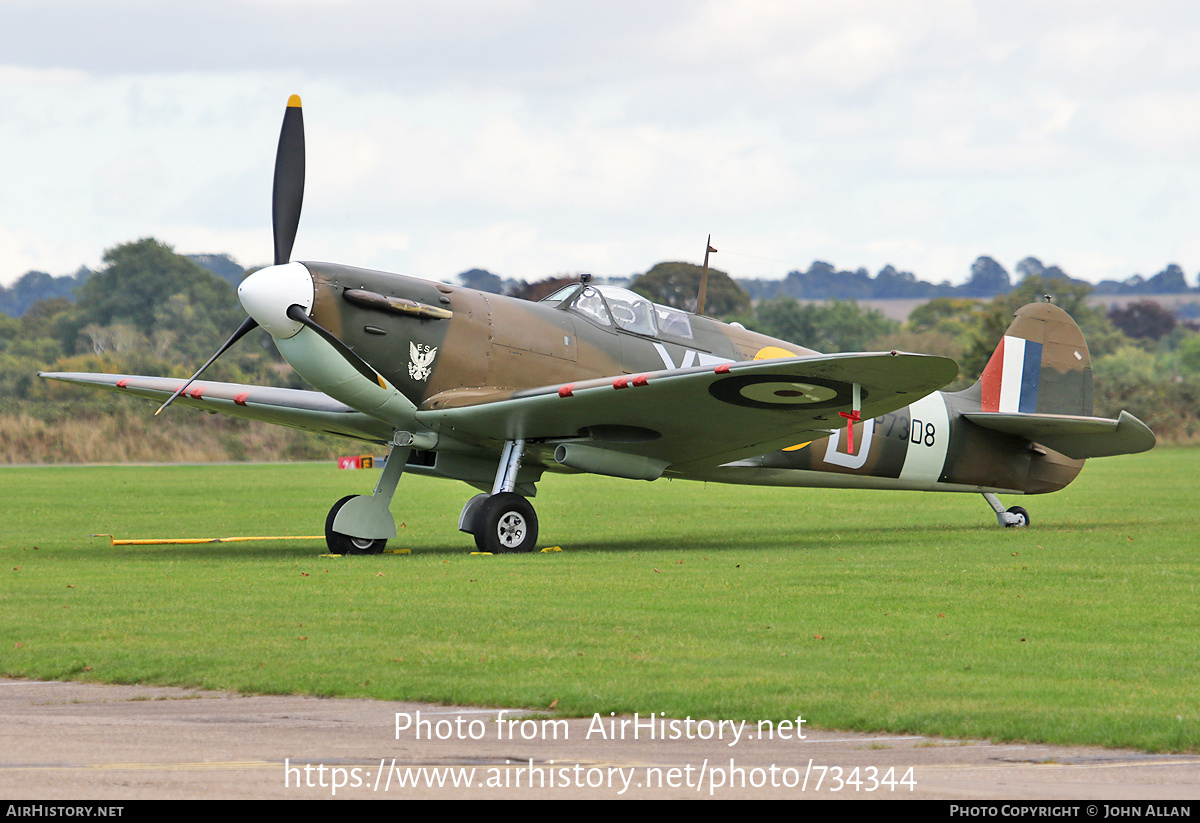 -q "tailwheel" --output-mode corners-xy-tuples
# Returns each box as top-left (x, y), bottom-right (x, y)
(1005, 506), (1030, 528)
(982, 492), (1030, 528)
(473, 492), (538, 554)
(325, 495), (387, 555)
